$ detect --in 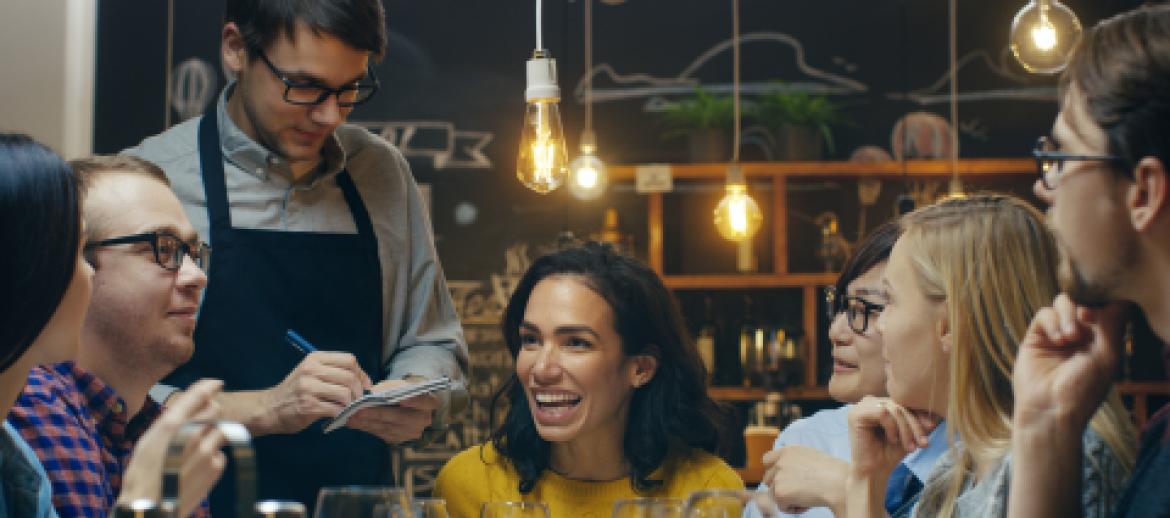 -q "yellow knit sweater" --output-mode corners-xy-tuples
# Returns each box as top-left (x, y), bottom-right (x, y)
(433, 443), (743, 518)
